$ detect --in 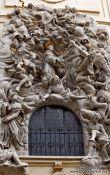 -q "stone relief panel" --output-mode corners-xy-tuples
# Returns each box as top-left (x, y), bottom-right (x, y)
(0, 2), (110, 170)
